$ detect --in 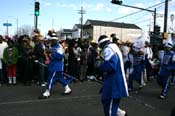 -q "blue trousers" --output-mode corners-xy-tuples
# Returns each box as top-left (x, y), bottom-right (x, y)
(102, 98), (120, 116)
(157, 75), (171, 97)
(128, 65), (143, 89)
(47, 71), (69, 90)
